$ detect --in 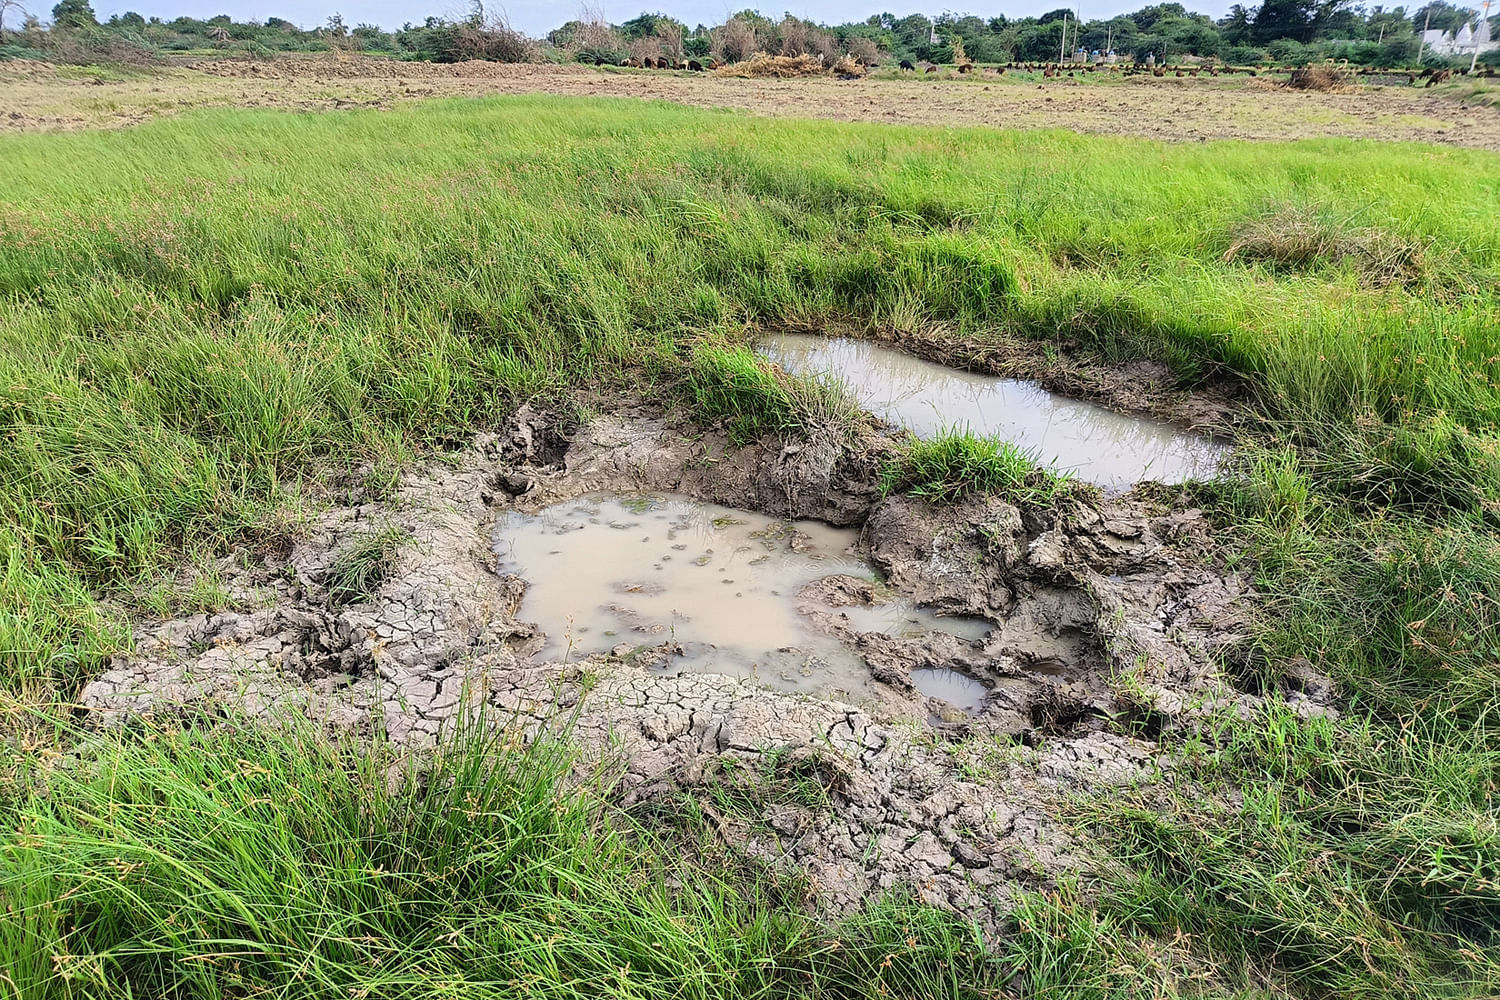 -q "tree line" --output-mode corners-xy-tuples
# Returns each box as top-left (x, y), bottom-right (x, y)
(5, 0), (1498, 69)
